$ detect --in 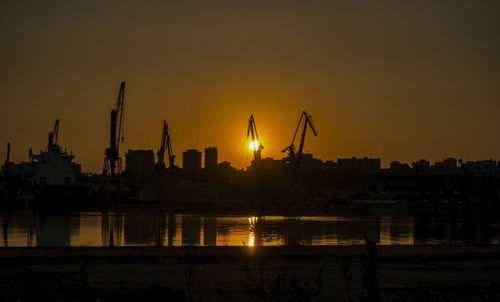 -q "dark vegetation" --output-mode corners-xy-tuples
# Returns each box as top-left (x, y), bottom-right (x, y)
(1, 244), (500, 301)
